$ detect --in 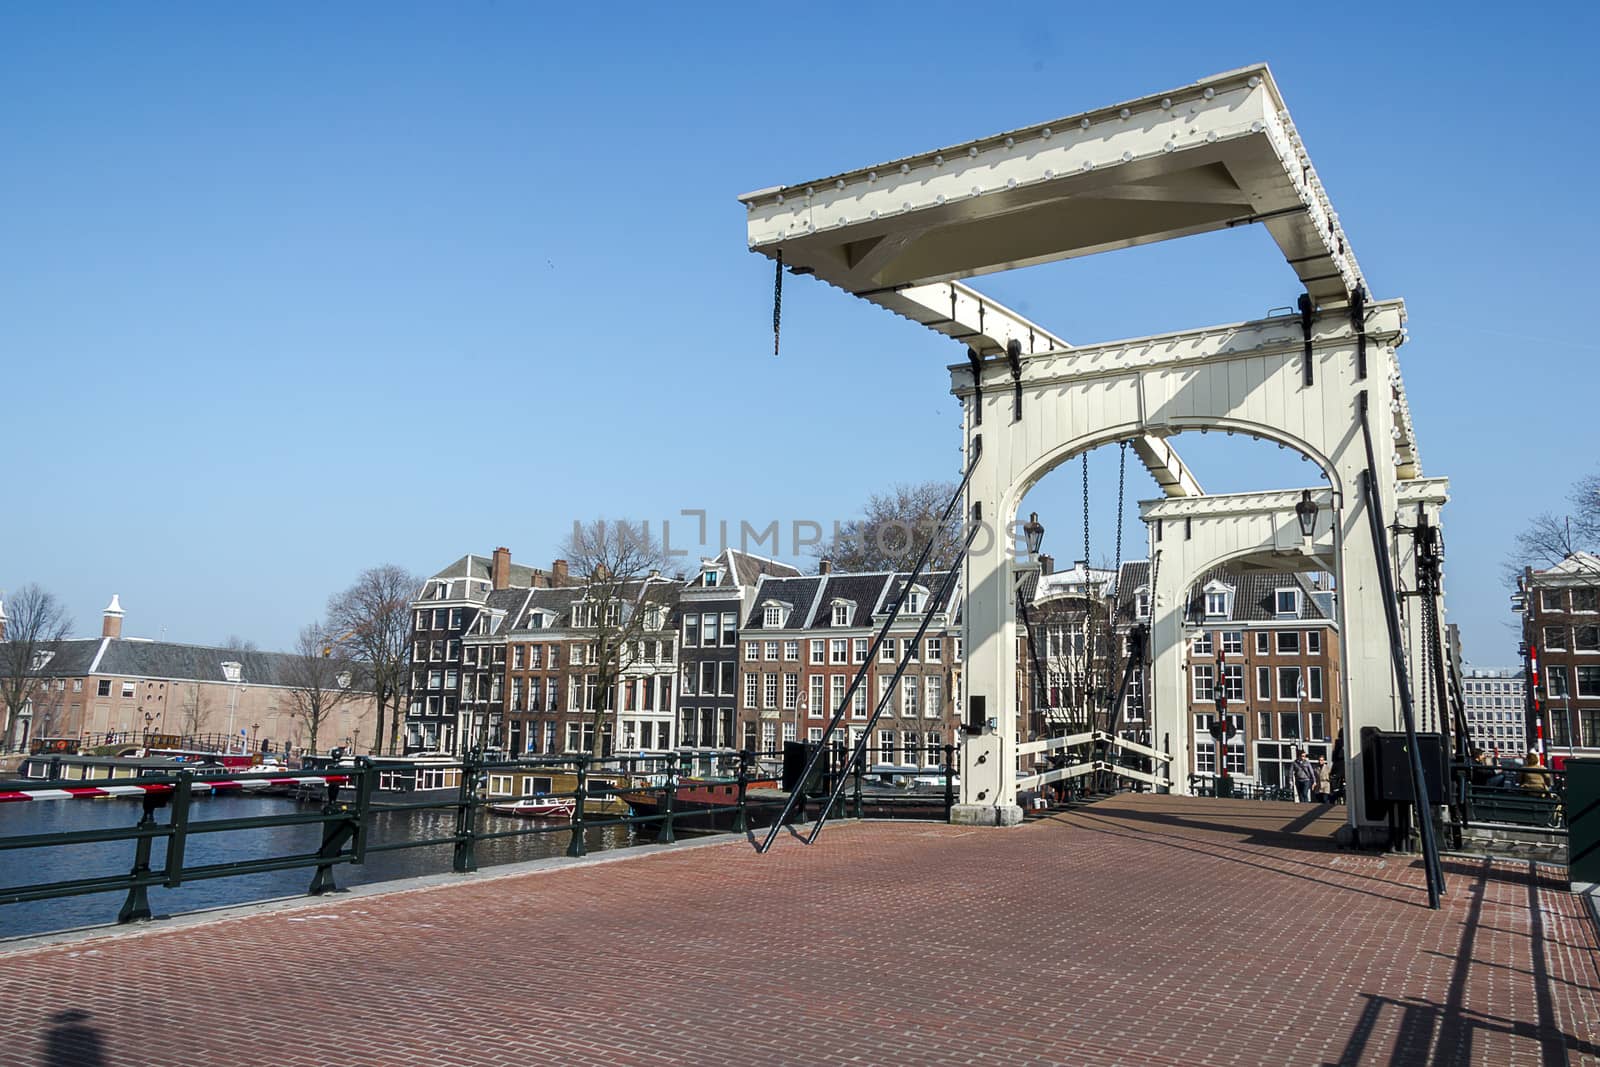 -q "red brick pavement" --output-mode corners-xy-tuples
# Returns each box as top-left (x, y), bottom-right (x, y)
(3, 793), (1597, 1066)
